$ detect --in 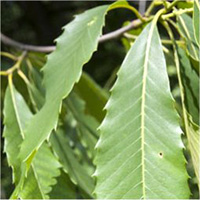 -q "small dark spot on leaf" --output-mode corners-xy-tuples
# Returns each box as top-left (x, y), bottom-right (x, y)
(159, 152), (163, 158)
